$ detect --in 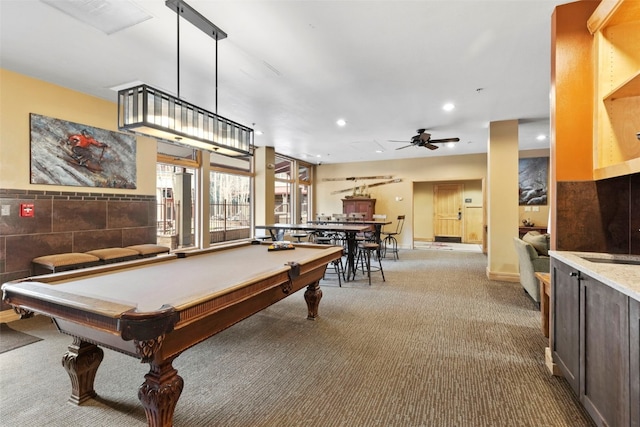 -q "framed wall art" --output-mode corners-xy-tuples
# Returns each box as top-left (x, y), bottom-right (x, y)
(30, 113), (136, 188)
(518, 157), (548, 205)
